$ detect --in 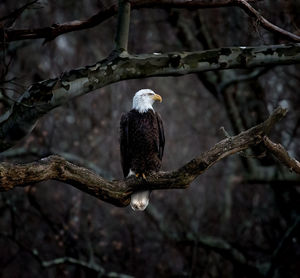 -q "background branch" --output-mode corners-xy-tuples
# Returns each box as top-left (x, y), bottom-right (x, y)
(265, 216), (300, 278)
(237, 0), (300, 42)
(263, 136), (300, 174)
(7, 0), (300, 44)
(0, 0), (38, 27)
